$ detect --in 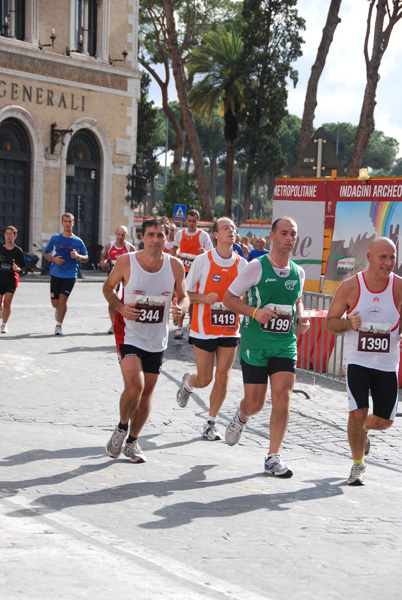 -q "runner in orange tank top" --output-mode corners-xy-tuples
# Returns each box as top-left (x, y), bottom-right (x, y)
(176, 217), (247, 441)
(174, 209), (213, 339)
